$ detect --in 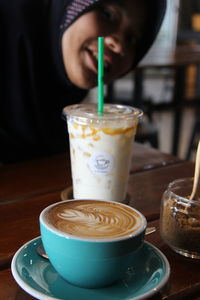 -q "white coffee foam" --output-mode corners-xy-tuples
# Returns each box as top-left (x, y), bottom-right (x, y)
(47, 200), (143, 239)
